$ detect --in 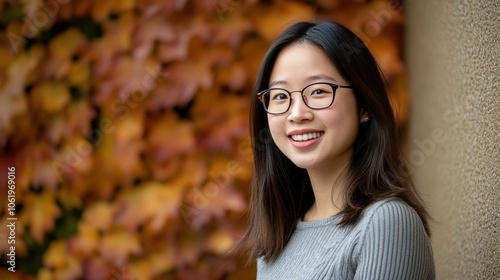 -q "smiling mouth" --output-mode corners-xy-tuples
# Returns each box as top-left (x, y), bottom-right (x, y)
(290, 132), (324, 141)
